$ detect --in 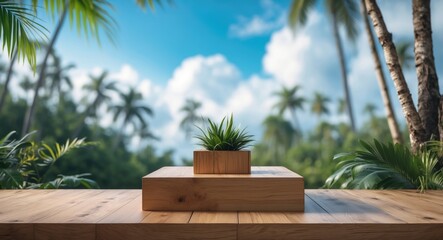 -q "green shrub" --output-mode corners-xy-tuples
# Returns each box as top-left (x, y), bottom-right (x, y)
(195, 114), (253, 151)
